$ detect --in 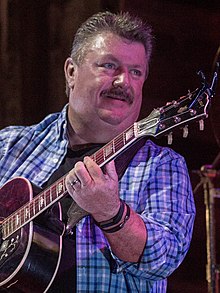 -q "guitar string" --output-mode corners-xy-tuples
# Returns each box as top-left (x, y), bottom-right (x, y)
(1, 176), (67, 237)
(1, 93), (191, 235)
(1, 92), (195, 235)
(1, 128), (135, 236)
(92, 133), (128, 164)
